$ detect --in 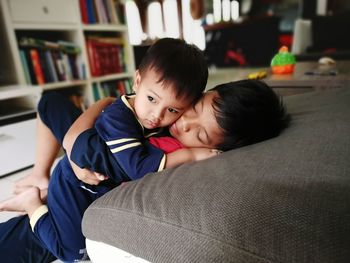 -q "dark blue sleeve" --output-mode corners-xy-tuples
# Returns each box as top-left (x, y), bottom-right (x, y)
(95, 99), (165, 180)
(70, 128), (130, 184)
